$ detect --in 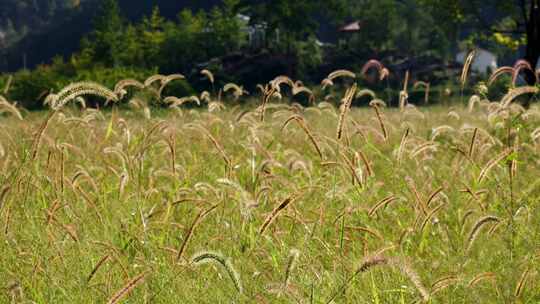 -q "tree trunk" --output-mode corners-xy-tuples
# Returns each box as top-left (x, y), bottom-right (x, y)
(524, 0), (540, 85)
